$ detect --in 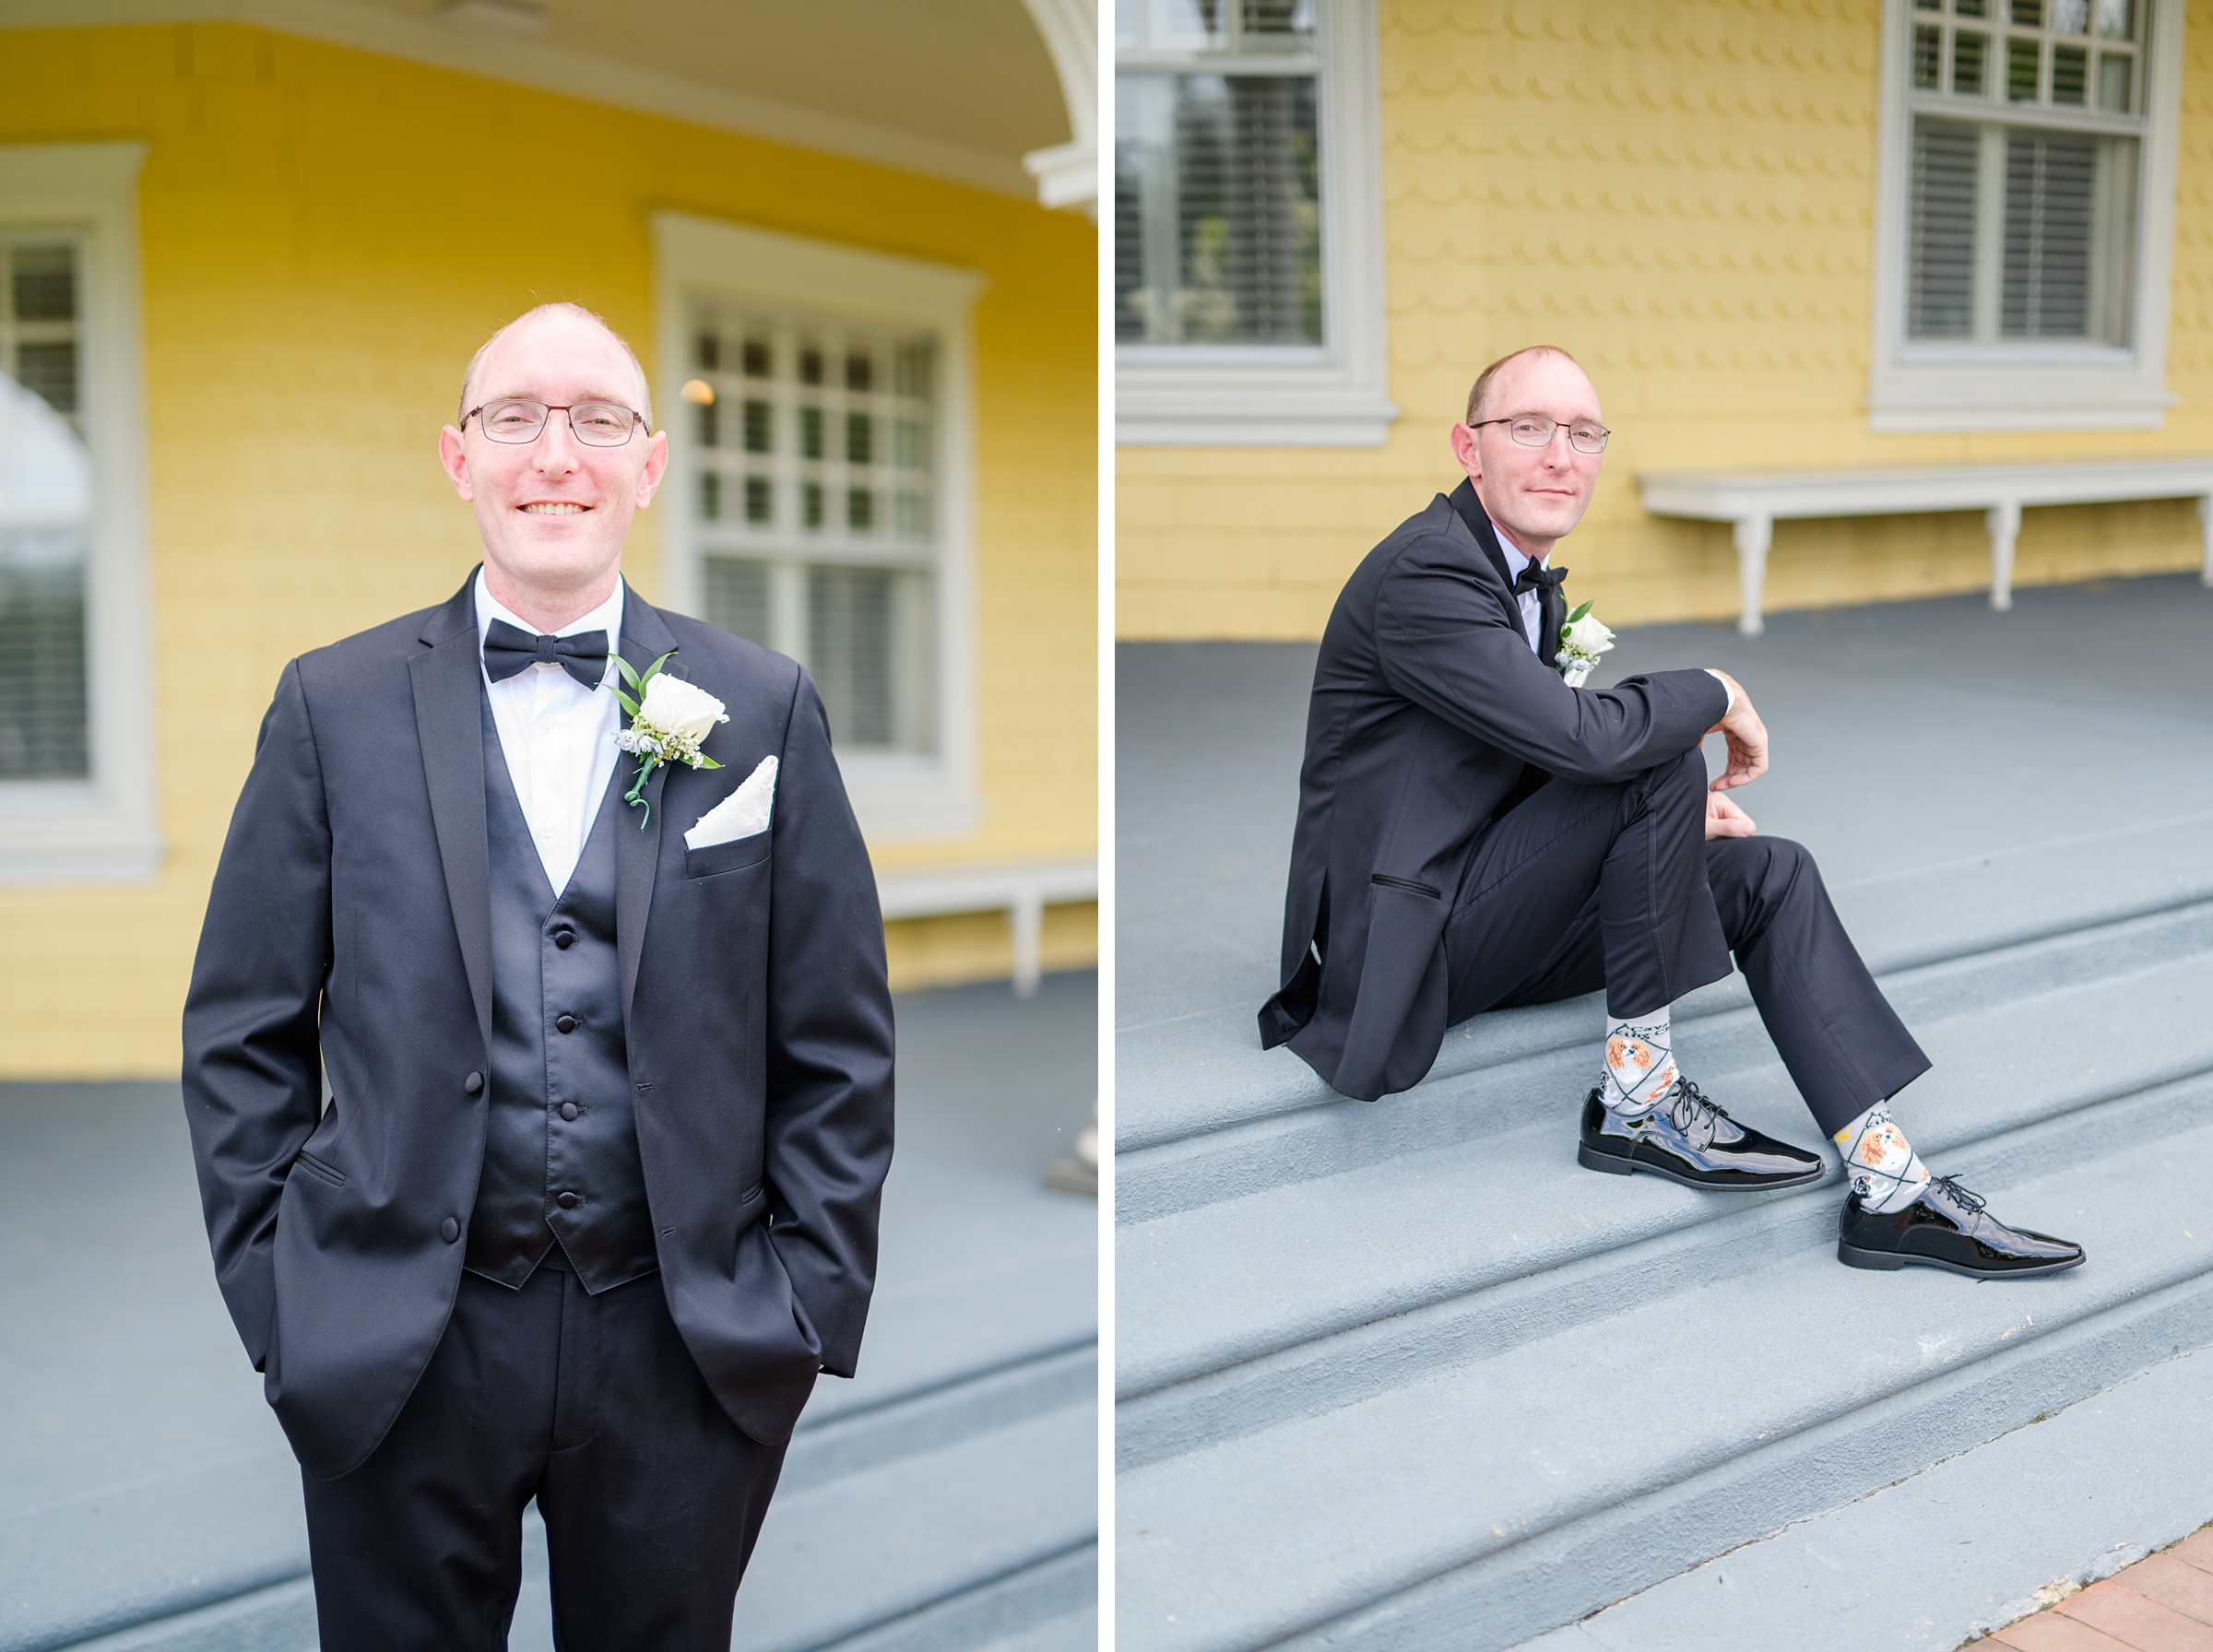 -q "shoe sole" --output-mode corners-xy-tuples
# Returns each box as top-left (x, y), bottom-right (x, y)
(1837, 1240), (2087, 1279)
(1577, 1141), (1828, 1193)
